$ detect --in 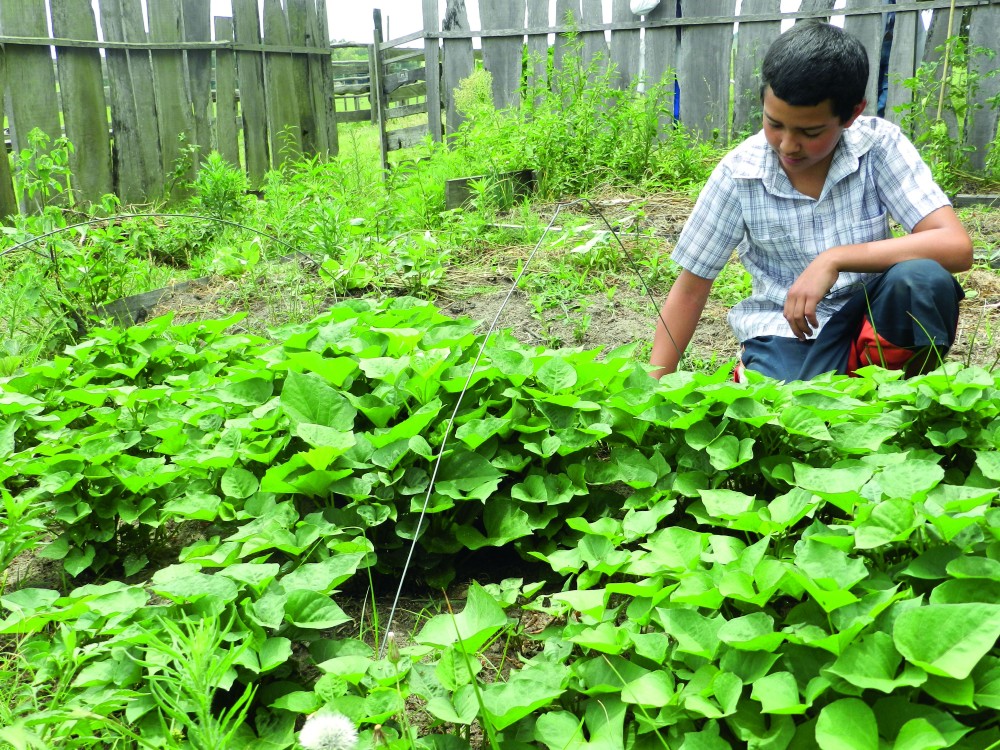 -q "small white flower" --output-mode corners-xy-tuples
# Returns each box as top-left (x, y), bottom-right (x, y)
(299, 711), (359, 750)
